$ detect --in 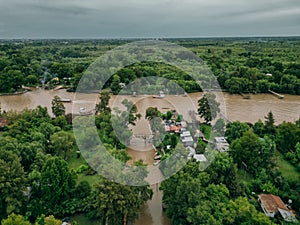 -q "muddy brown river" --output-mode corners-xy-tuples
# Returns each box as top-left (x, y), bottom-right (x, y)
(1, 88), (299, 225)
